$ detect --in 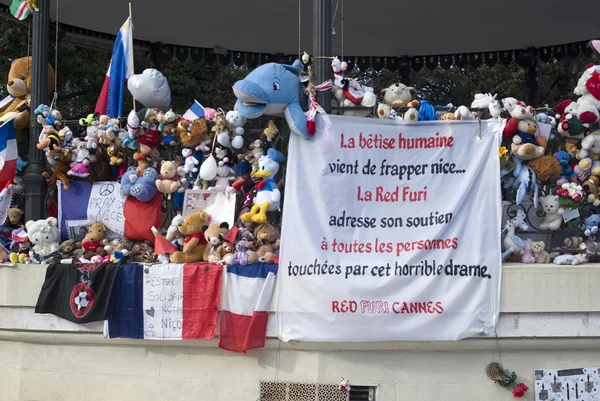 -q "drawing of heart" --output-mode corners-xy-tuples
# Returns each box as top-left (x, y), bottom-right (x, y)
(146, 307), (155, 317)
(144, 331), (155, 337)
(144, 268), (149, 274)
